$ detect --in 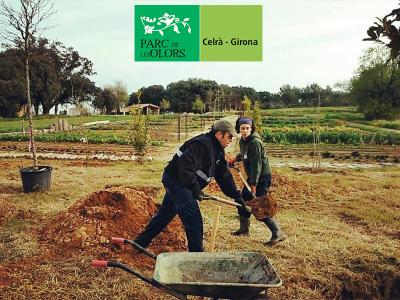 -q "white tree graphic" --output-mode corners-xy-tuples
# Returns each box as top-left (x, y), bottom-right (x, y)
(141, 13), (191, 36)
